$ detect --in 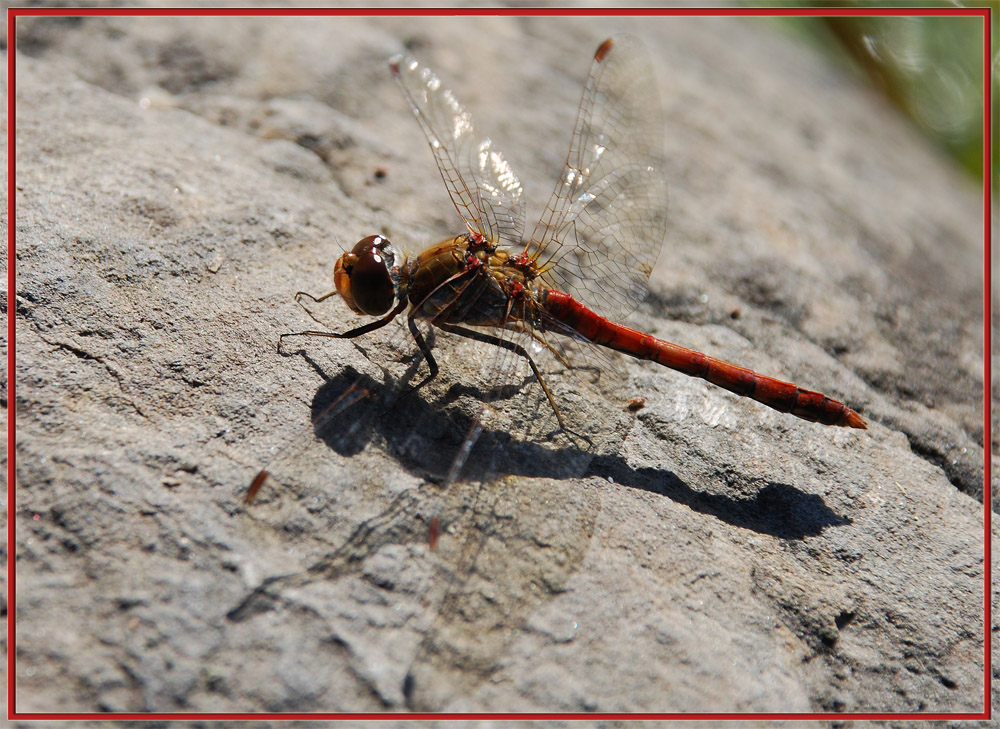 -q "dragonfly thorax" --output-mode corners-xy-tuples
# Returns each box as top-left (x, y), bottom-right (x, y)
(334, 235), (406, 316)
